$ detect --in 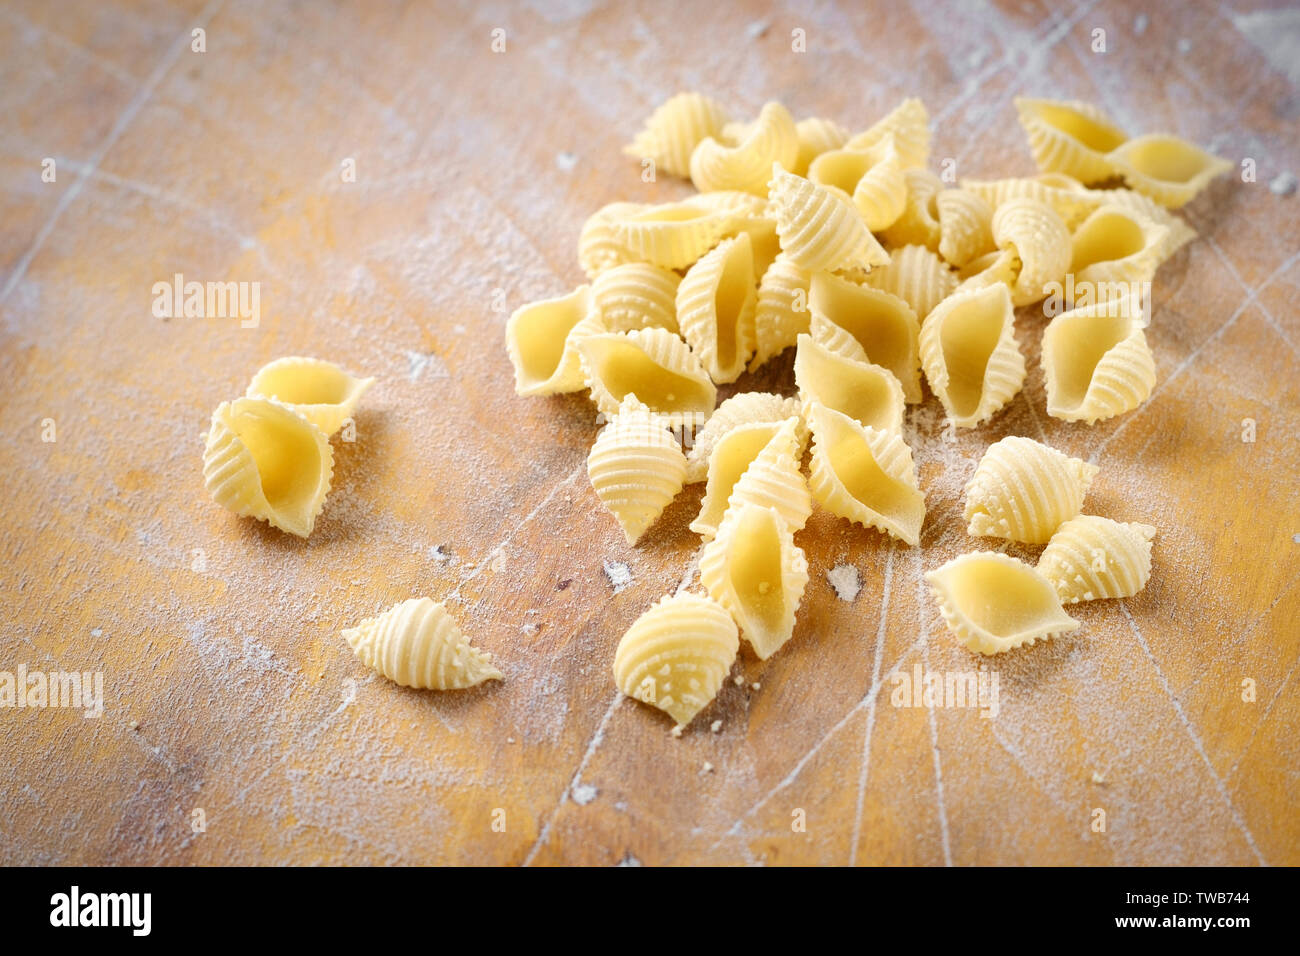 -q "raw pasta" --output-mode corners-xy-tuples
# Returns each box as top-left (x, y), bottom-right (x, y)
(1105, 133), (1233, 209)
(793, 115), (851, 175)
(578, 326), (717, 429)
(964, 436), (1098, 544)
(862, 242), (958, 323)
(809, 271), (923, 403)
(880, 168), (943, 250)
(587, 396), (688, 545)
(807, 141), (907, 231)
(1042, 291), (1156, 424)
(699, 502), (810, 660)
(767, 165), (890, 272)
(960, 174), (1100, 230)
(203, 396), (333, 538)
(506, 285), (603, 396)
(991, 198), (1072, 306)
(690, 420), (787, 540)
(578, 201), (646, 278)
(926, 552), (1080, 655)
(245, 356), (373, 437)
(720, 416), (811, 535)
(684, 391), (800, 483)
(845, 97), (931, 169)
(1069, 204), (1171, 290)
(612, 200), (736, 270)
(936, 188), (996, 268)
(749, 254), (812, 370)
(1038, 515), (1157, 603)
(342, 597), (502, 690)
(794, 333), (905, 434)
(806, 403), (925, 546)
(1082, 187), (1197, 258)
(690, 100), (800, 195)
(613, 591), (739, 727)
(676, 232), (757, 383)
(592, 262), (682, 334)
(919, 283), (1025, 429)
(1013, 97), (1128, 184)
(623, 92), (730, 179)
